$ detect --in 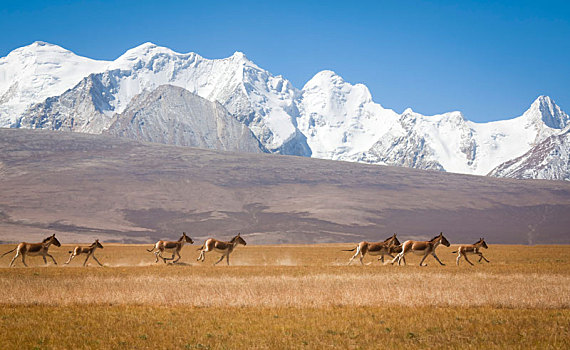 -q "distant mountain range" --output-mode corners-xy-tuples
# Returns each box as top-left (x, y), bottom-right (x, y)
(1, 41), (568, 180)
